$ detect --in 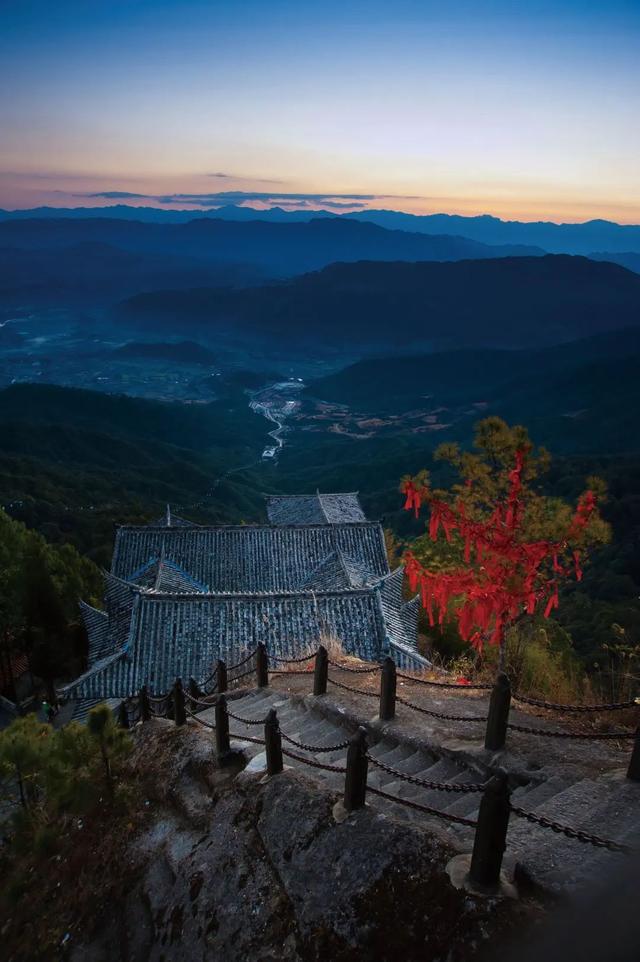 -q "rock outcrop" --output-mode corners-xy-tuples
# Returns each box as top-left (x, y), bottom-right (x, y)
(67, 722), (532, 962)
